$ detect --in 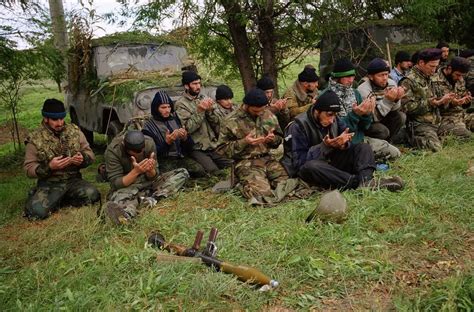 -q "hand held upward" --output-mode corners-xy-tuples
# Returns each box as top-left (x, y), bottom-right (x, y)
(49, 155), (71, 170)
(69, 152), (84, 166)
(385, 87), (405, 102)
(244, 131), (266, 146)
(323, 128), (353, 149)
(197, 98), (214, 112)
(264, 128), (275, 143)
(352, 96), (375, 116)
(271, 99), (287, 111)
(131, 152), (156, 174)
